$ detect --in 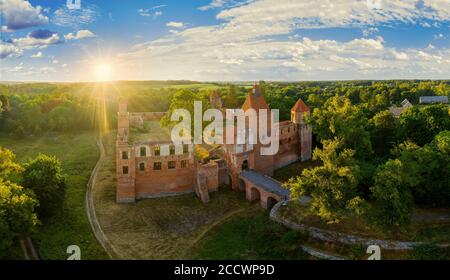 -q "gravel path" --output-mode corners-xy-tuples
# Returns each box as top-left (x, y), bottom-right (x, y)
(85, 135), (119, 259)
